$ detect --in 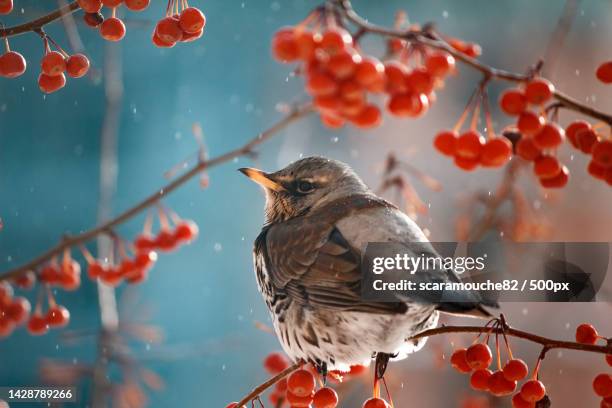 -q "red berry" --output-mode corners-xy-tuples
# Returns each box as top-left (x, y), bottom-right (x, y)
(46, 305), (70, 327)
(294, 30), (319, 60)
(592, 141), (612, 167)
(124, 0), (149, 11)
(434, 130), (458, 156)
(499, 89), (527, 115)
(524, 78), (555, 104)
(466, 343), (493, 370)
(517, 111), (545, 135)
(512, 393), (535, 408)
(503, 359), (529, 381)
(533, 155), (561, 179)
(83, 12), (104, 27)
(454, 156), (479, 171)
(450, 348), (472, 373)
(13, 270), (36, 290)
(320, 28), (352, 54)
(263, 352), (289, 374)
(350, 104), (382, 129)
(516, 137), (541, 161)
(425, 51), (455, 77)
(383, 61), (409, 94)
(77, 0), (103, 13)
(313, 387), (338, 408)
(362, 397), (390, 408)
(6, 297), (31, 325)
(576, 323), (599, 344)
(533, 123), (564, 149)
(596, 61), (612, 84)
(589, 160), (606, 180)
(594, 374), (612, 398)
(488, 370), (517, 396)
(0, 0), (13, 14)
(134, 234), (156, 251)
(0, 315), (14, 337)
(577, 128), (600, 154)
(181, 28), (203, 43)
(306, 72), (337, 96)
(387, 93), (429, 117)
(156, 16), (183, 43)
(271, 27), (299, 62)
(179, 7), (206, 34)
(406, 67), (435, 94)
(38, 73), (66, 94)
(480, 137), (512, 167)
(540, 165), (569, 188)
(470, 369), (492, 391)
(87, 262), (104, 279)
(456, 130), (485, 160)
(27, 313), (49, 335)
(41, 51), (66, 76)
(286, 391), (313, 406)
(155, 230), (178, 251)
(100, 17), (126, 42)
(565, 120), (591, 148)
(152, 31), (175, 48)
(327, 49), (361, 79)
(520, 380), (546, 402)
(134, 251), (157, 269)
(66, 54), (90, 78)
(287, 369), (316, 397)
(174, 220), (199, 242)
(0, 51), (27, 78)
(355, 57), (385, 87)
